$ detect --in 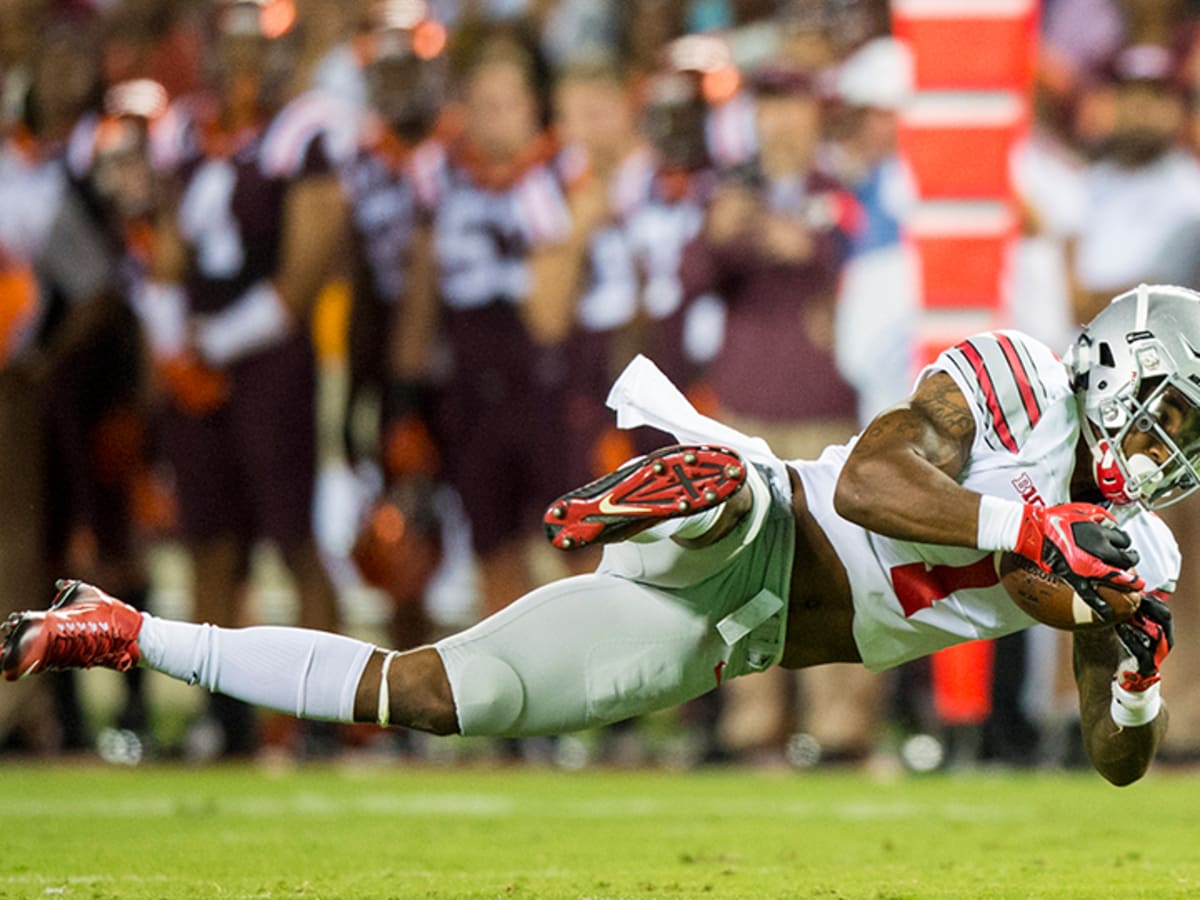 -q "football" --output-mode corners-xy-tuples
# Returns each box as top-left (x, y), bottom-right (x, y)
(996, 551), (1142, 631)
